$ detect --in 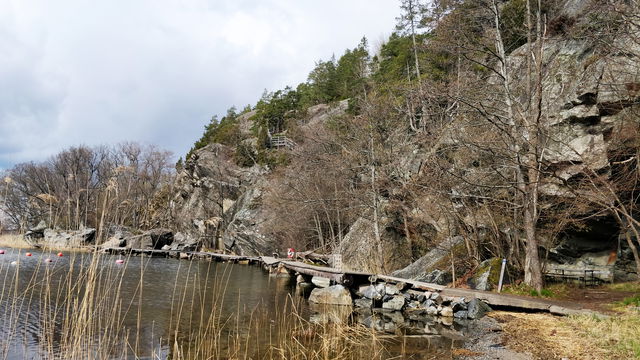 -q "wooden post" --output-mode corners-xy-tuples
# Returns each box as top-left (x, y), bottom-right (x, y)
(498, 258), (507, 293)
(333, 254), (343, 270)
